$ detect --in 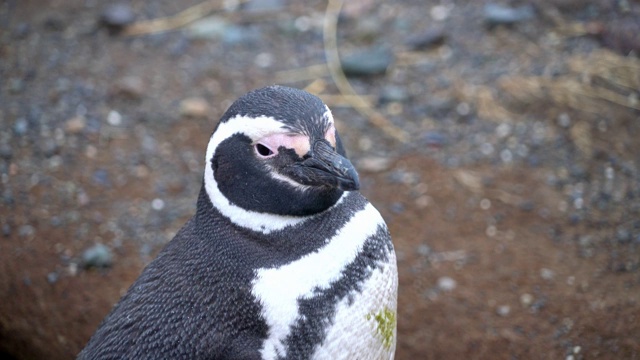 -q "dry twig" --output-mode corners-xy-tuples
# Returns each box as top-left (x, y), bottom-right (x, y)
(123, 0), (251, 36)
(323, 0), (409, 143)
